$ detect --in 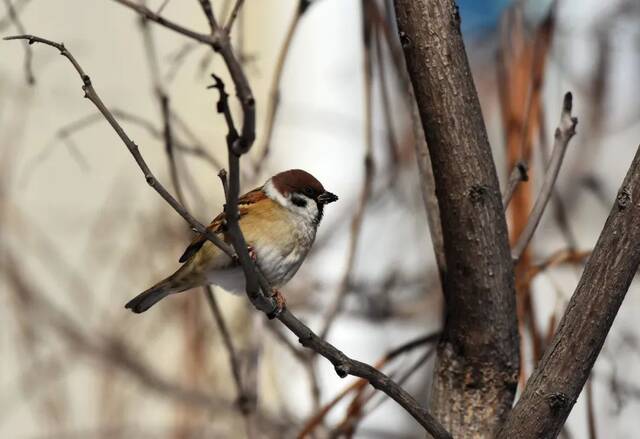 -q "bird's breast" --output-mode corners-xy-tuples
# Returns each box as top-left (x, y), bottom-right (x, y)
(249, 209), (317, 287)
